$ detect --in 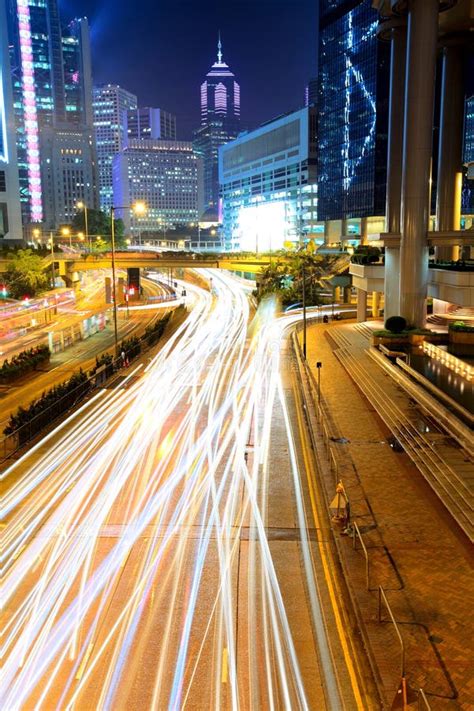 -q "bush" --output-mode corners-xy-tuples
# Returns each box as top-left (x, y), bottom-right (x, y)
(144, 314), (171, 347)
(4, 369), (90, 437)
(449, 321), (474, 333)
(385, 315), (407, 333)
(89, 352), (114, 378)
(120, 335), (141, 360)
(0, 344), (50, 382)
